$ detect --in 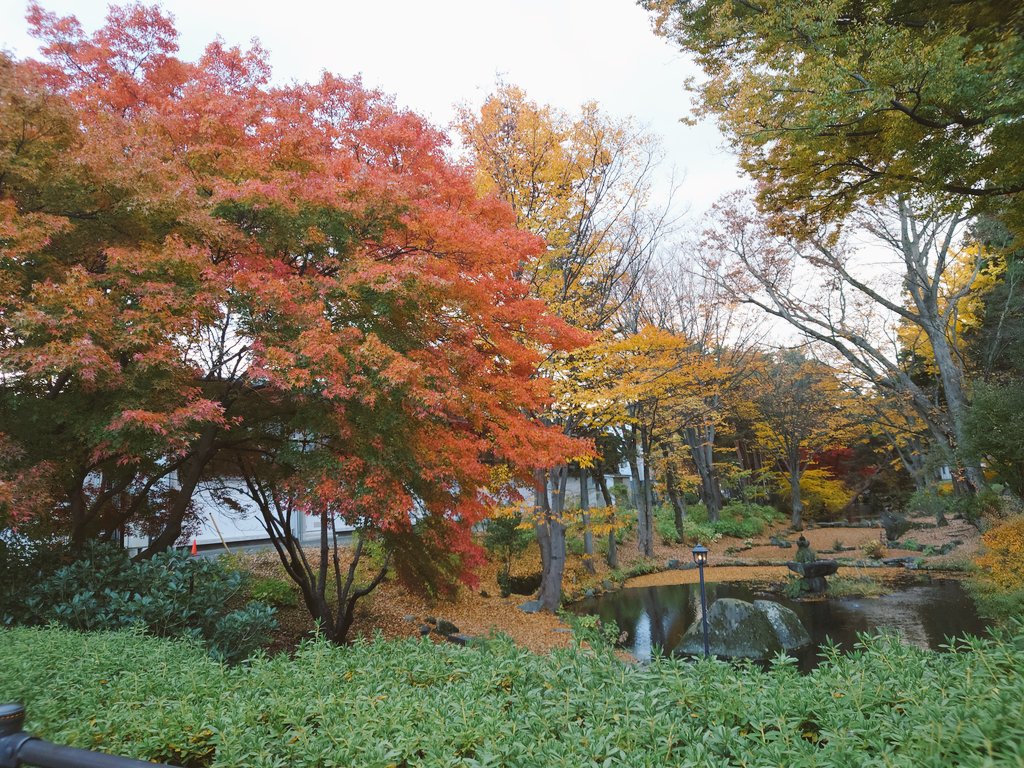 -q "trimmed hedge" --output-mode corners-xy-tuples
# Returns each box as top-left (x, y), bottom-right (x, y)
(1, 625), (1023, 767)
